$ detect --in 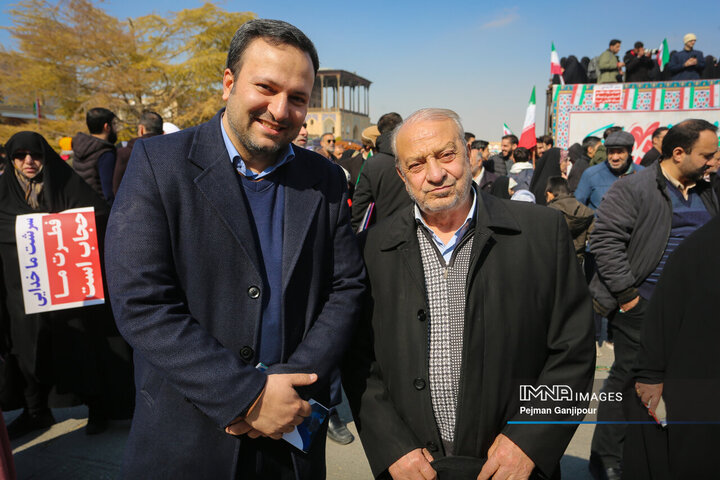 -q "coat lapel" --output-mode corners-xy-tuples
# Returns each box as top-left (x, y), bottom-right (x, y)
(281, 152), (322, 293)
(189, 111), (262, 278)
(380, 205), (426, 296)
